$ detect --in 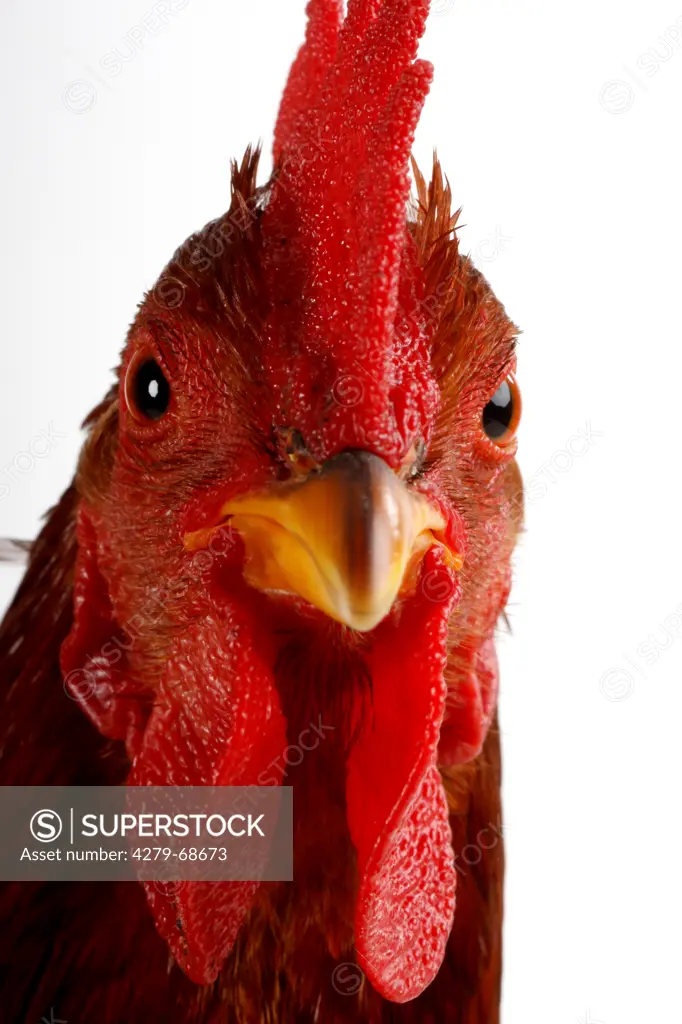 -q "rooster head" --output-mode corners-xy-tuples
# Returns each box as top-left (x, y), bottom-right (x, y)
(60, 0), (521, 1005)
